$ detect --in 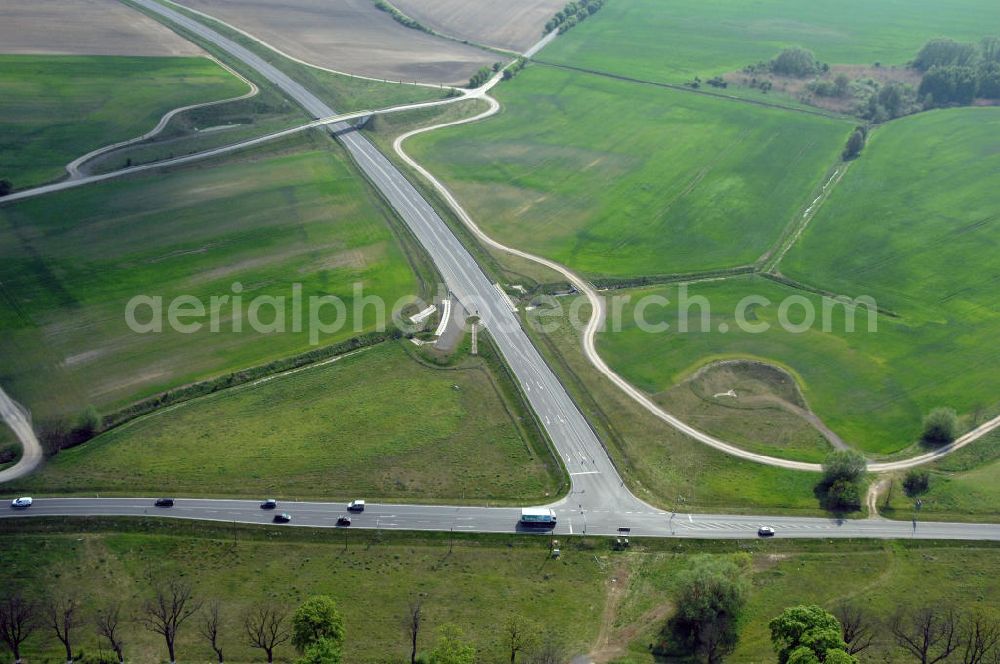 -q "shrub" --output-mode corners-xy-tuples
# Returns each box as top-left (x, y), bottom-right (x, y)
(903, 469), (931, 497)
(825, 479), (862, 512)
(771, 47), (823, 77)
(922, 408), (958, 446)
(822, 450), (867, 486)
